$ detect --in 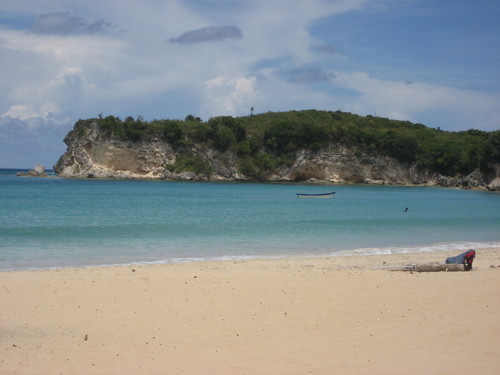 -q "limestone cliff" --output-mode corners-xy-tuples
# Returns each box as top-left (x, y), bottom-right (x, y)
(54, 119), (496, 189)
(54, 120), (176, 179)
